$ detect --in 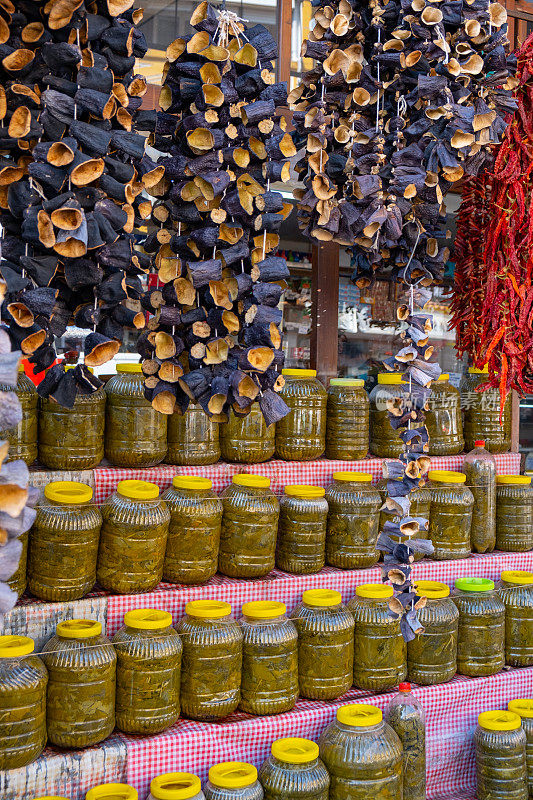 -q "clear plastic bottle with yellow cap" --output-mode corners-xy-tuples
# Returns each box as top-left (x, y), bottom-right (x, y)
(277, 486), (328, 574)
(290, 589), (354, 700)
(258, 737), (330, 800)
(348, 584), (406, 691)
(177, 600), (242, 721)
(112, 609), (182, 734)
(325, 378), (369, 461)
(0, 635), (47, 769)
(167, 403), (220, 466)
(147, 773), (204, 800)
(0, 366), (38, 465)
(104, 364), (167, 467)
(386, 683), (426, 800)
(460, 366), (512, 454)
(239, 601), (298, 716)
(220, 403), (275, 464)
(508, 700), (533, 798)
(41, 619), (116, 748)
(407, 580), (458, 685)
(205, 762), (263, 800)
(6, 526), (28, 599)
(427, 470), (474, 560)
(219, 475), (279, 578)
(319, 704), (402, 800)
(275, 369), (327, 461)
(27, 481), (102, 602)
(162, 476), (223, 584)
(474, 710), (528, 800)
(499, 571), (533, 667)
(368, 374), (405, 458)
(376, 479), (430, 563)
(462, 441), (497, 553)
(97, 480), (170, 594)
(496, 475), (533, 552)
(86, 783), (138, 800)
(425, 374), (464, 455)
(452, 578), (505, 677)
(325, 472), (381, 569)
